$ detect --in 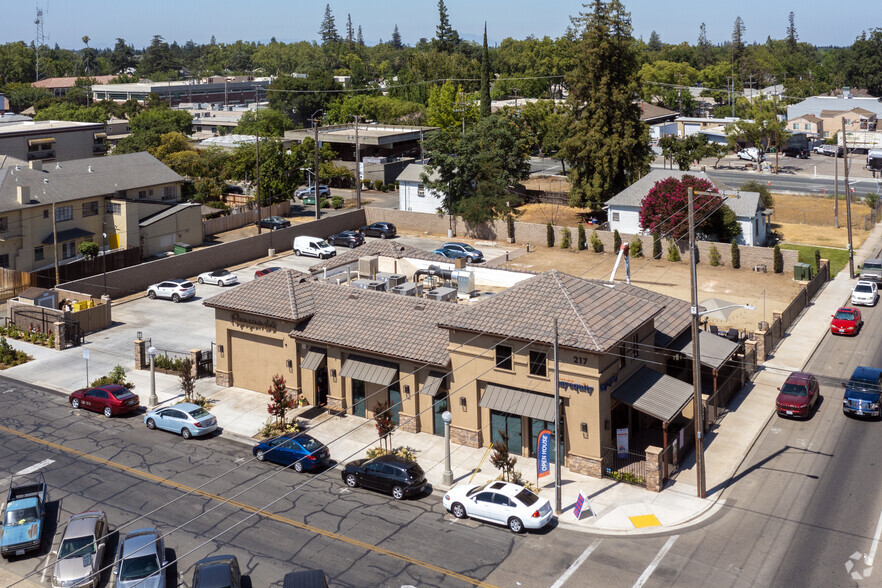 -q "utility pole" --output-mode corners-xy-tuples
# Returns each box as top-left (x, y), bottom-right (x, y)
(843, 117), (855, 278)
(351, 114), (362, 209)
(51, 202), (59, 287)
(553, 317), (562, 514)
(834, 133), (840, 229)
(454, 90), (468, 135)
(313, 110), (321, 221)
(687, 187), (707, 499)
(255, 88), (261, 234)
